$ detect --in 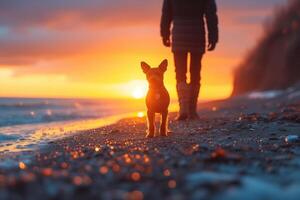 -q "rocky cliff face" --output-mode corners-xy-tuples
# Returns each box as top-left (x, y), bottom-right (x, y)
(232, 0), (300, 96)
